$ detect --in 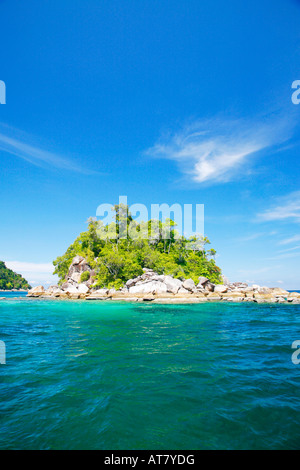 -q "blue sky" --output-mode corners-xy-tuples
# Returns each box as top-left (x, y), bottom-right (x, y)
(0, 0), (300, 288)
